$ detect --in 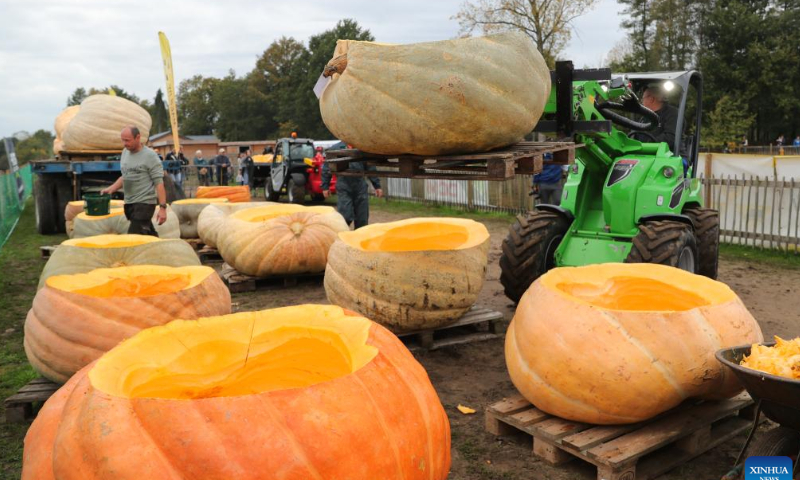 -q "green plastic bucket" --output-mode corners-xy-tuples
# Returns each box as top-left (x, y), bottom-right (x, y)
(84, 193), (111, 216)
